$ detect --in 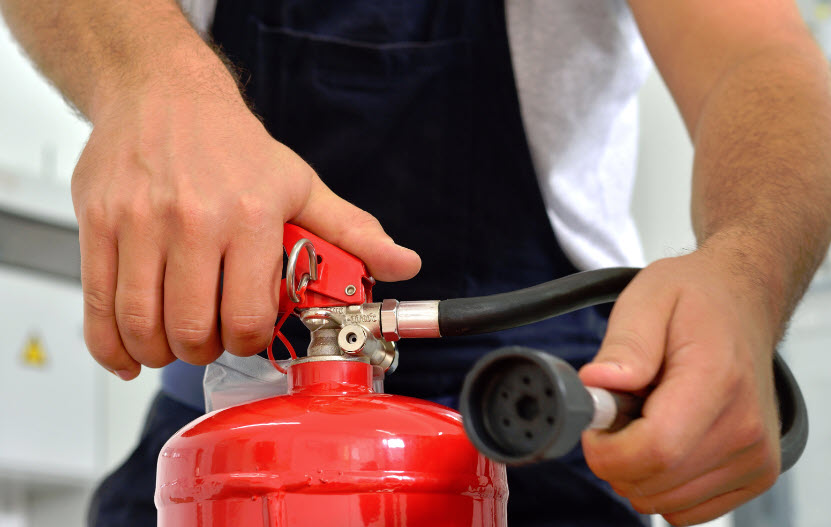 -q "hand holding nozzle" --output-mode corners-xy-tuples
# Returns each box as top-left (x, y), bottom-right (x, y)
(459, 347), (642, 464)
(460, 346), (807, 473)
